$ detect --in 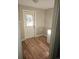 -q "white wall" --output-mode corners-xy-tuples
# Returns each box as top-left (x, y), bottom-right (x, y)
(44, 9), (53, 43)
(44, 9), (53, 36)
(35, 10), (45, 36)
